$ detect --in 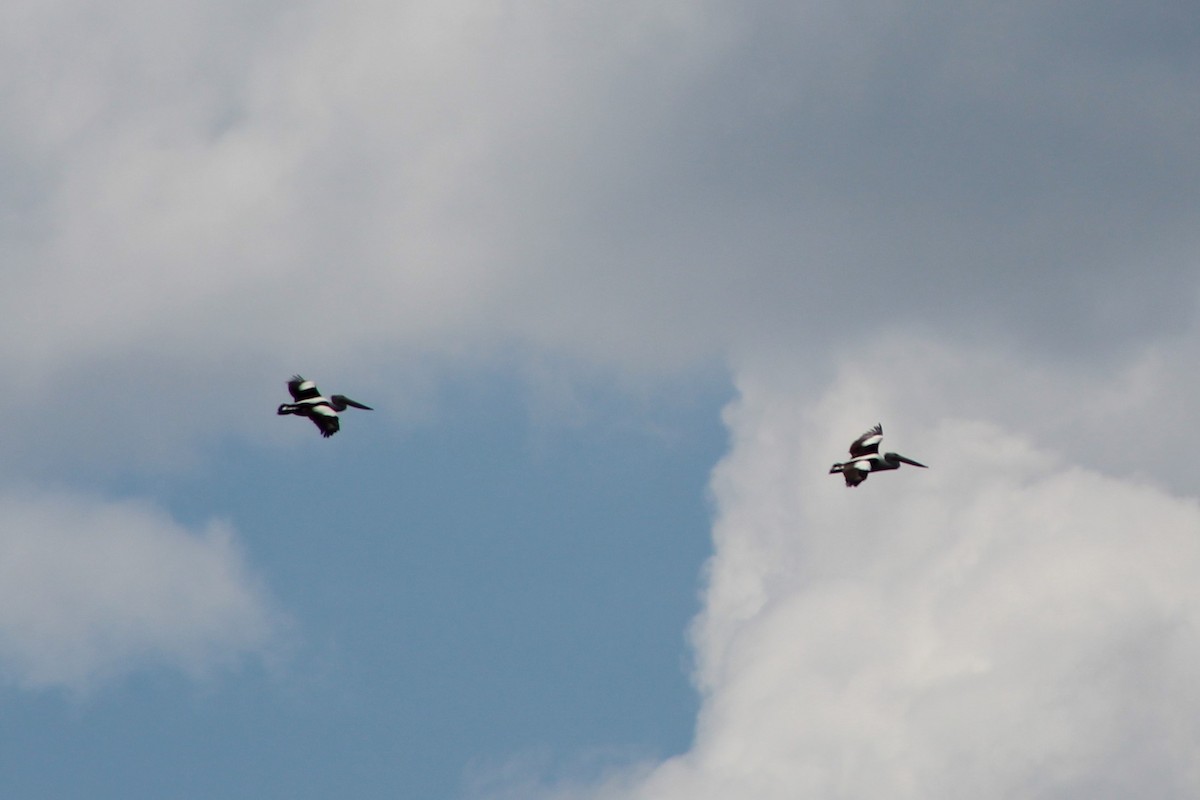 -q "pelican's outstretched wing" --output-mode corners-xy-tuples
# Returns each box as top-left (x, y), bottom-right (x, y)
(309, 411), (340, 438)
(849, 424), (883, 457)
(288, 375), (322, 402)
(843, 461), (871, 487)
